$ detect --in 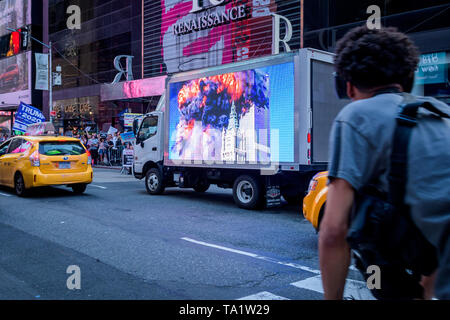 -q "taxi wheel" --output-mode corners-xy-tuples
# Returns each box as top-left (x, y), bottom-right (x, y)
(317, 206), (325, 231)
(72, 184), (87, 194)
(14, 173), (28, 197)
